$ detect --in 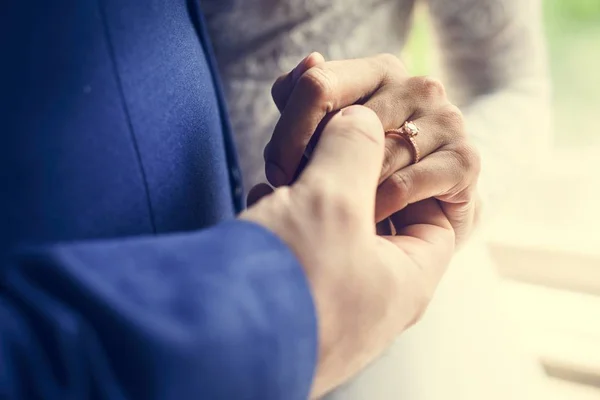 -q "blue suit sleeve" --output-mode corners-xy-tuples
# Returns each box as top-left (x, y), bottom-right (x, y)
(0, 220), (317, 400)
